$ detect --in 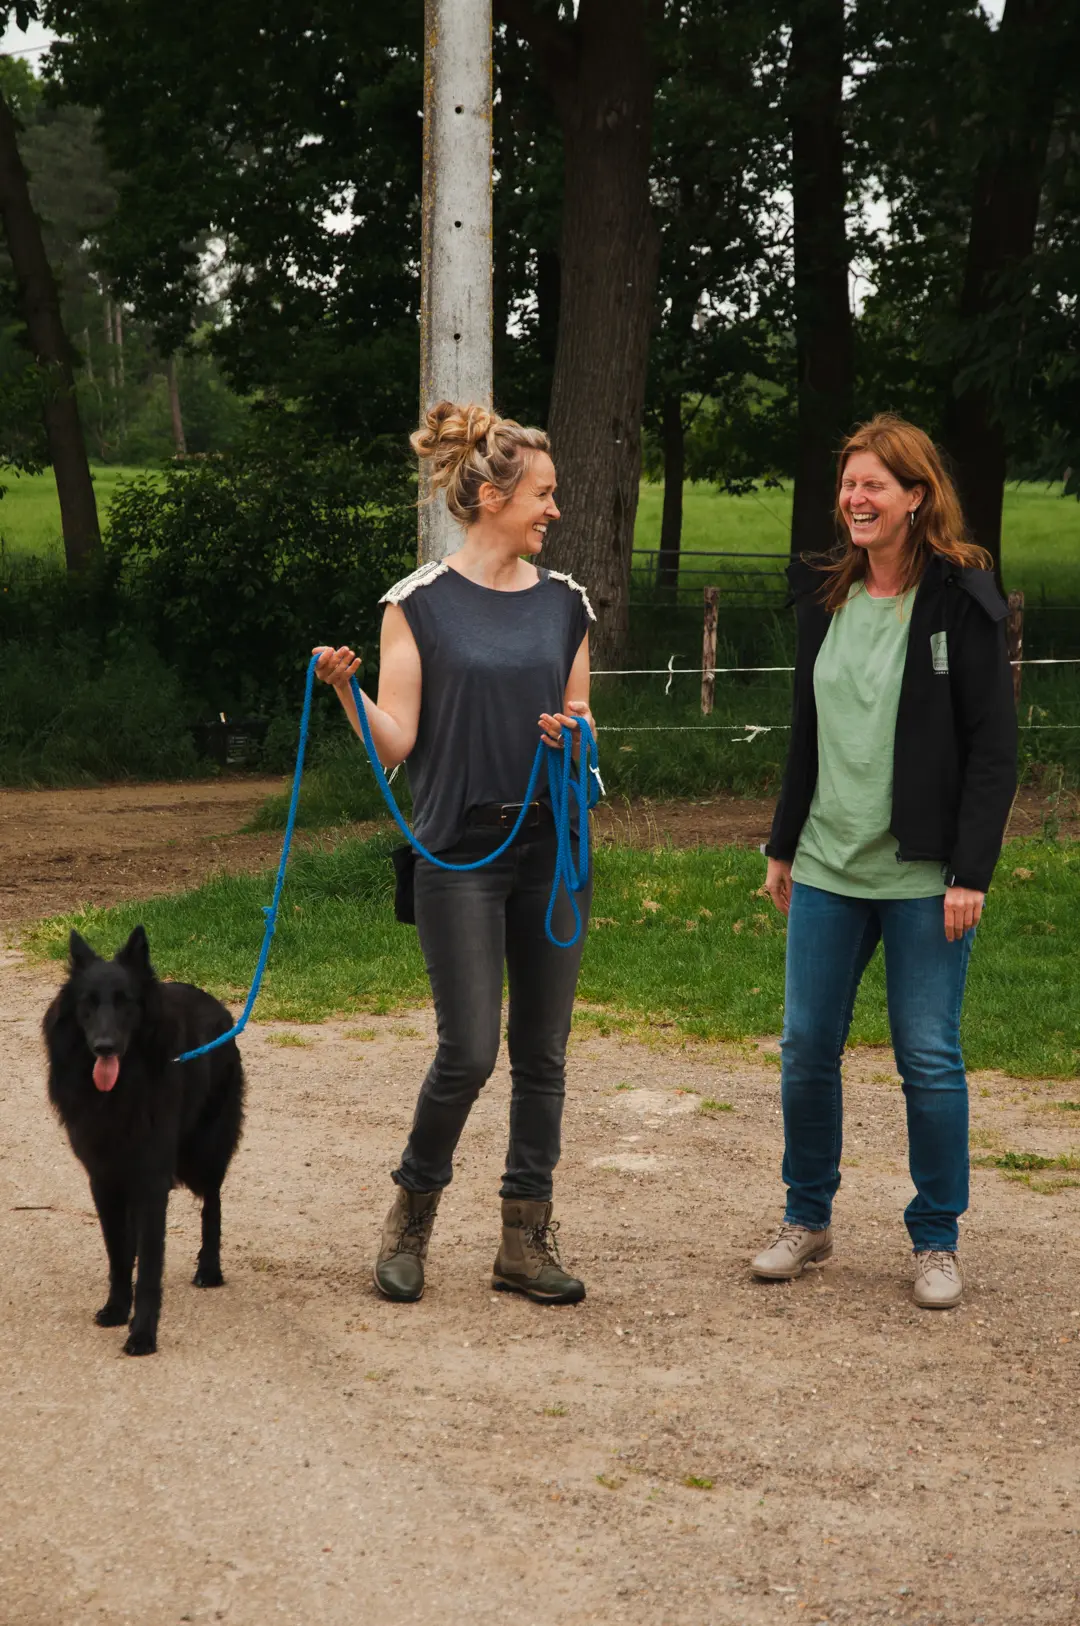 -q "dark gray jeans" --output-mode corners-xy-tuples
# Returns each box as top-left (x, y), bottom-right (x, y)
(393, 825), (591, 1201)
